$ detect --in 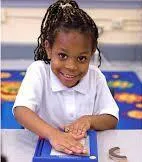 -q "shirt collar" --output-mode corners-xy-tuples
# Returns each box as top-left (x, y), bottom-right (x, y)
(73, 72), (89, 94)
(50, 67), (89, 94)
